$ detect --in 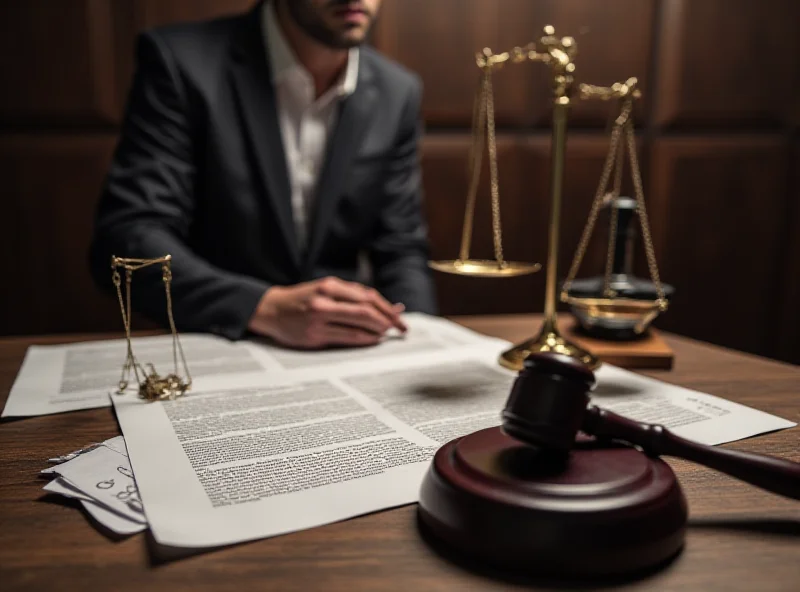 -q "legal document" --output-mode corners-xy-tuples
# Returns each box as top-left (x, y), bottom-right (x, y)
(3, 334), (265, 417)
(246, 313), (495, 370)
(592, 364), (796, 445)
(112, 339), (795, 549)
(3, 314), (500, 417)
